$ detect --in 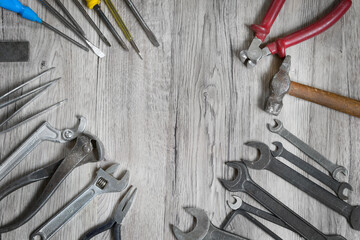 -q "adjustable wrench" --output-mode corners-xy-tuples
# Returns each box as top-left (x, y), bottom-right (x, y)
(244, 141), (360, 231)
(220, 162), (346, 240)
(272, 141), (352, 200)
(172, 207), (249, 240)
(30, 164), (129, 240)
(0, 116), (87, 182)
(267, 119), (348, 181)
